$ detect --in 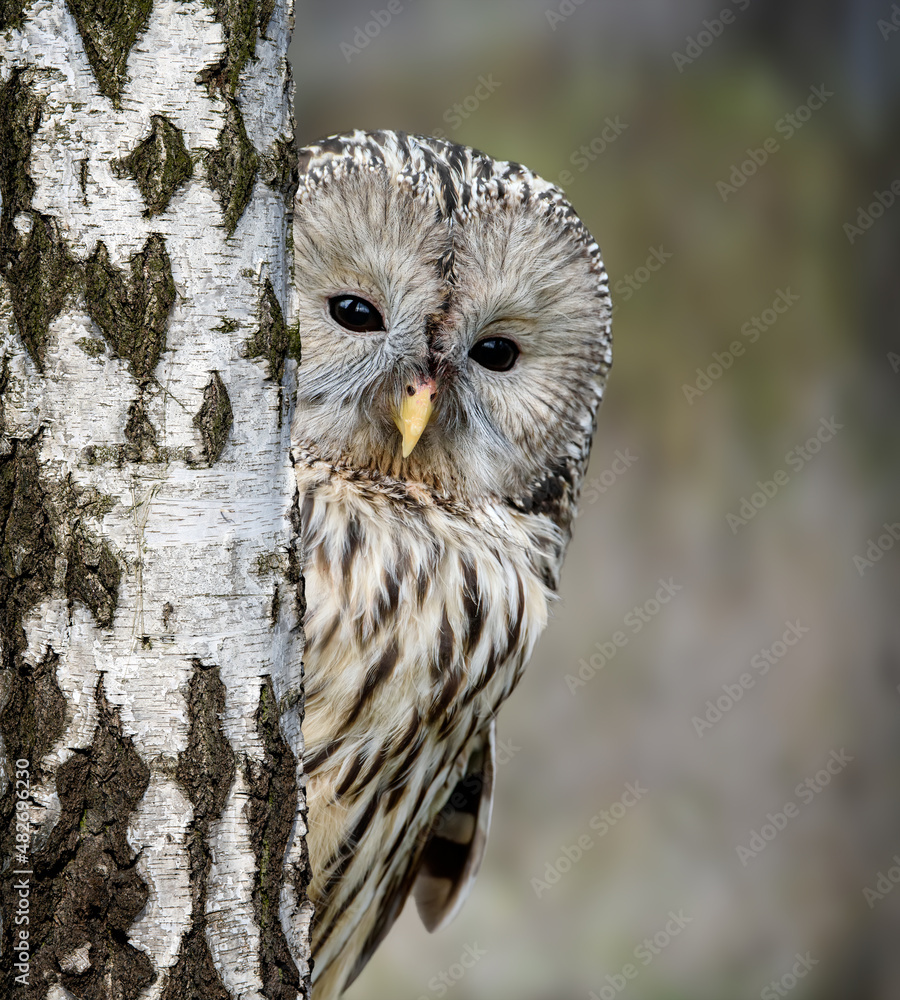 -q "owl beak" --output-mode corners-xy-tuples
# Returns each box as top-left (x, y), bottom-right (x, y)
(393, 376), (436, 458)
